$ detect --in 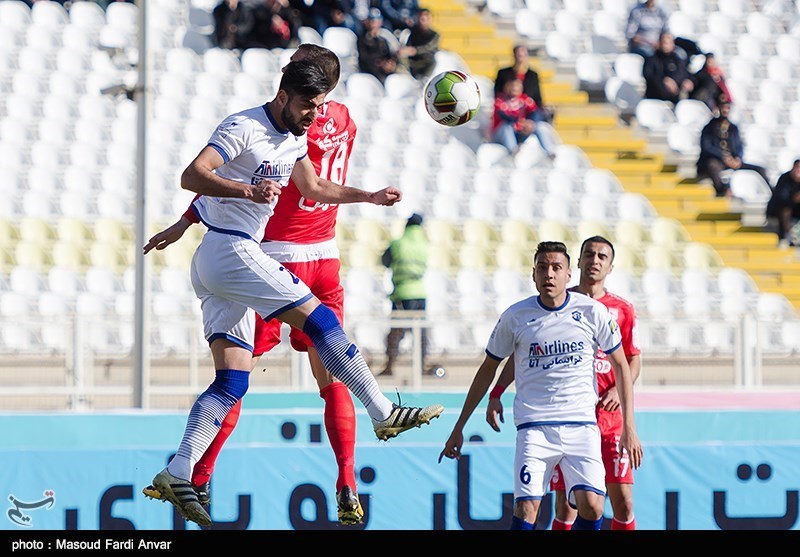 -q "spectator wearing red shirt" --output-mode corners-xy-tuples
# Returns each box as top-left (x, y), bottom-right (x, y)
(491, 78), (556, 157)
